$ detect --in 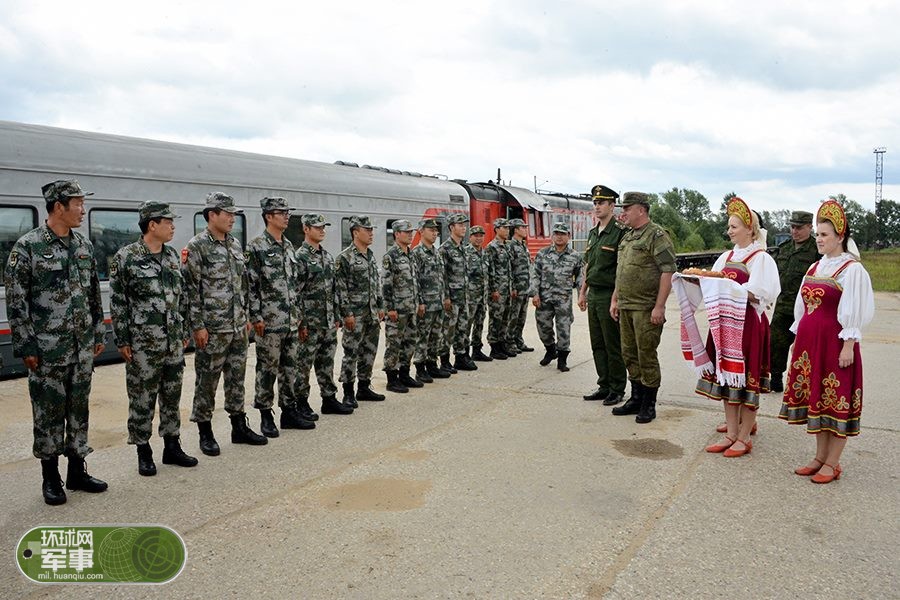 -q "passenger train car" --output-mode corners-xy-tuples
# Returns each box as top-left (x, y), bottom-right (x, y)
(0, 121), (592, 375)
